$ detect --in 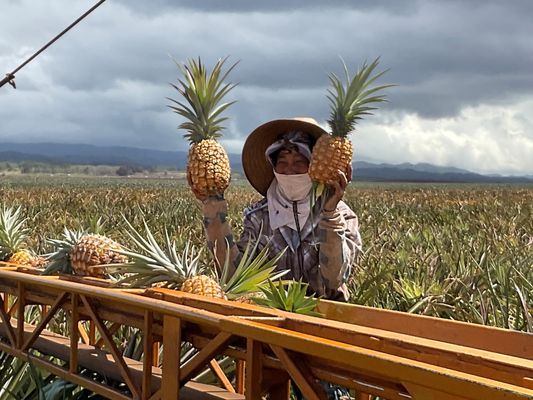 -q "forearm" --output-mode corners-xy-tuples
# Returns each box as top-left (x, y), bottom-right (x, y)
(318, 208), (360, 290)
(202, 197), (239, 275)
